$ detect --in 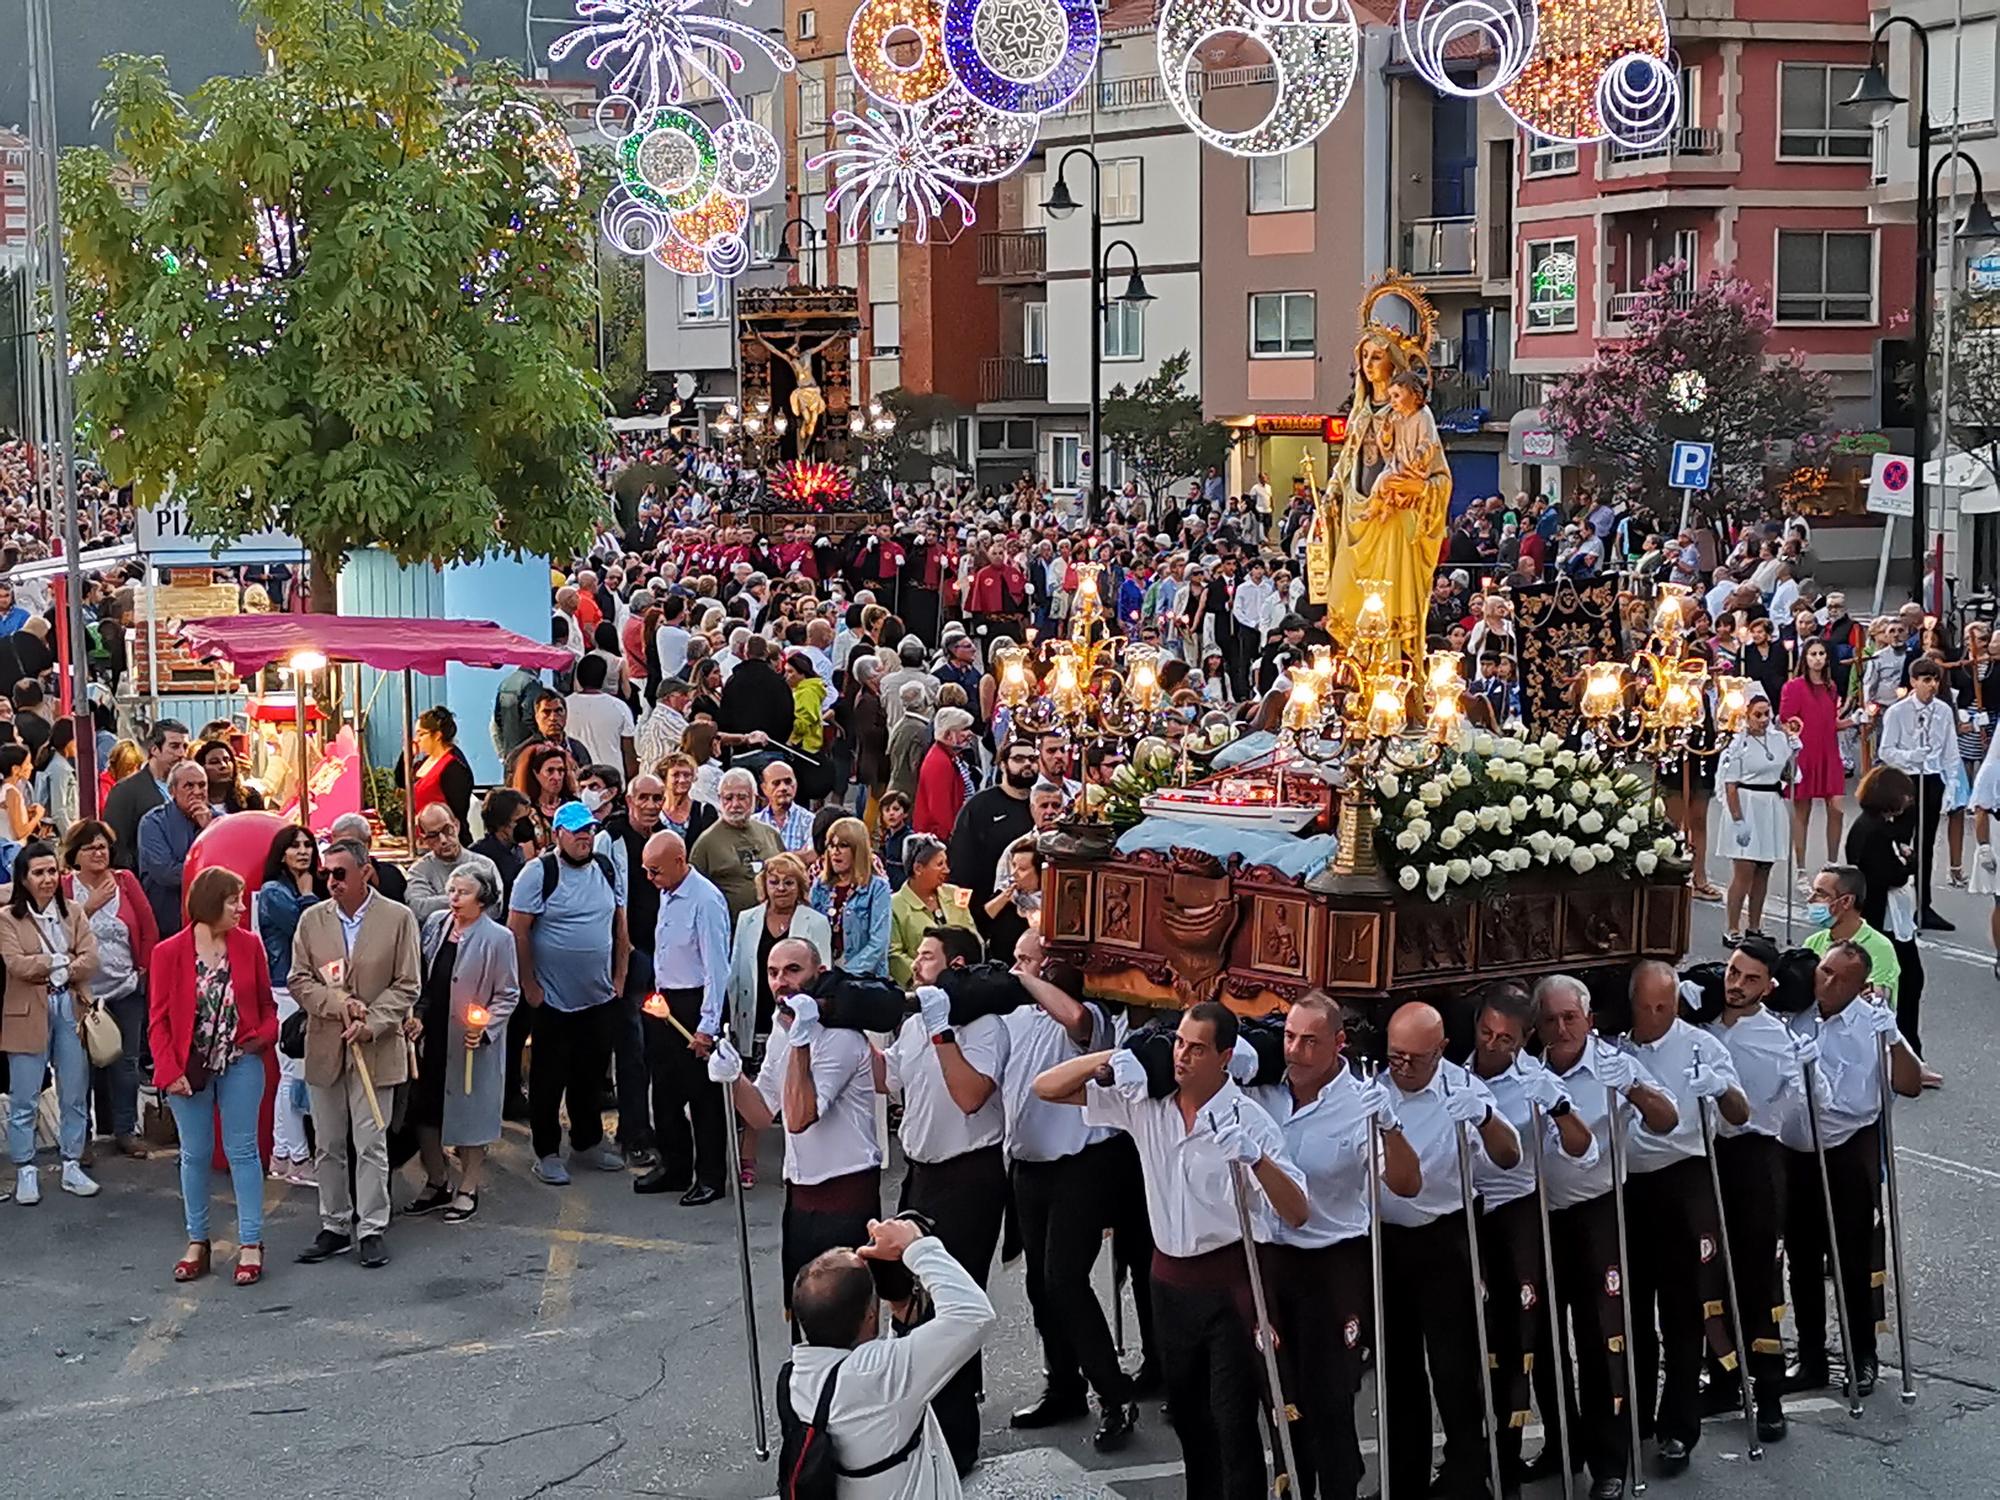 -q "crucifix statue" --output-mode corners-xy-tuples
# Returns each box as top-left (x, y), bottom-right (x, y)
(752, 331), (845, 453)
